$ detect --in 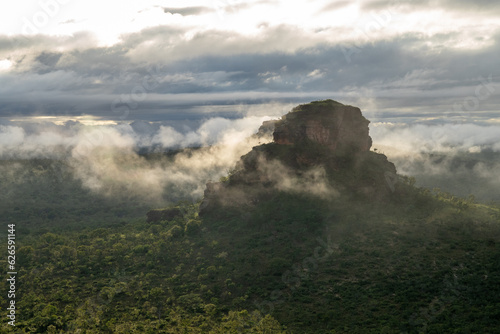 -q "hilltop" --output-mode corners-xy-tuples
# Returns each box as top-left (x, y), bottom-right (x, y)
(200, 99), (397, 215)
